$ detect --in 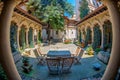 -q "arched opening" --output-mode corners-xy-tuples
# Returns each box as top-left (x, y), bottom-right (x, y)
(19, 26), (26, 50)
(92, 24), (101, 50)
(80, 28), (86, 48)
(79, 29), (82, 43)
(38, 30), (41, 43)
(82, 28), (86, 42)
(85, 27), (92, 45)
(28, 27), (34, 48)
(103, 20), (112, 52)
(10, 22), (18, 52)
